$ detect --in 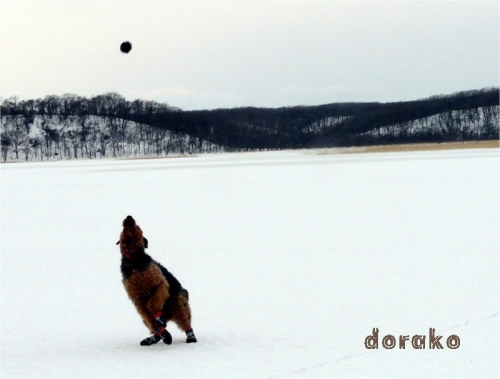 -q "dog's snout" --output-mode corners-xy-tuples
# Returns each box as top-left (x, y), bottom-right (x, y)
(123, 215), (136, 227)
